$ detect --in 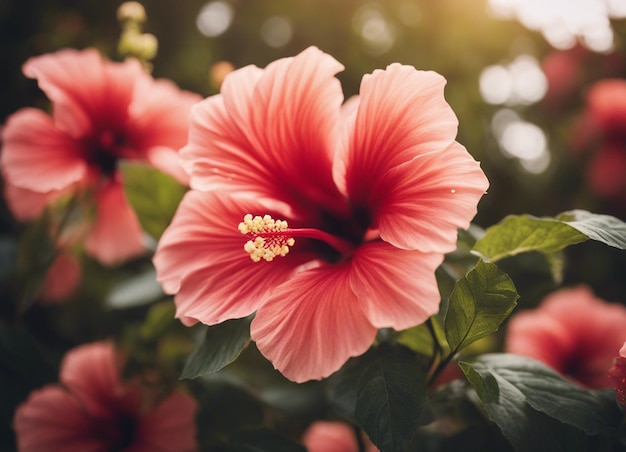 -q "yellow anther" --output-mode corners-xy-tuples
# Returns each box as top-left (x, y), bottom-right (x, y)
(239, 214), (295, 262)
